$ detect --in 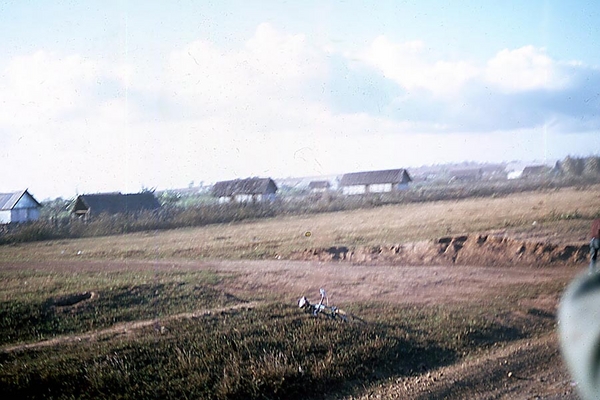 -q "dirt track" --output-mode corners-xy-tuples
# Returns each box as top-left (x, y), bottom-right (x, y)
(2, 257), (579, 305)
